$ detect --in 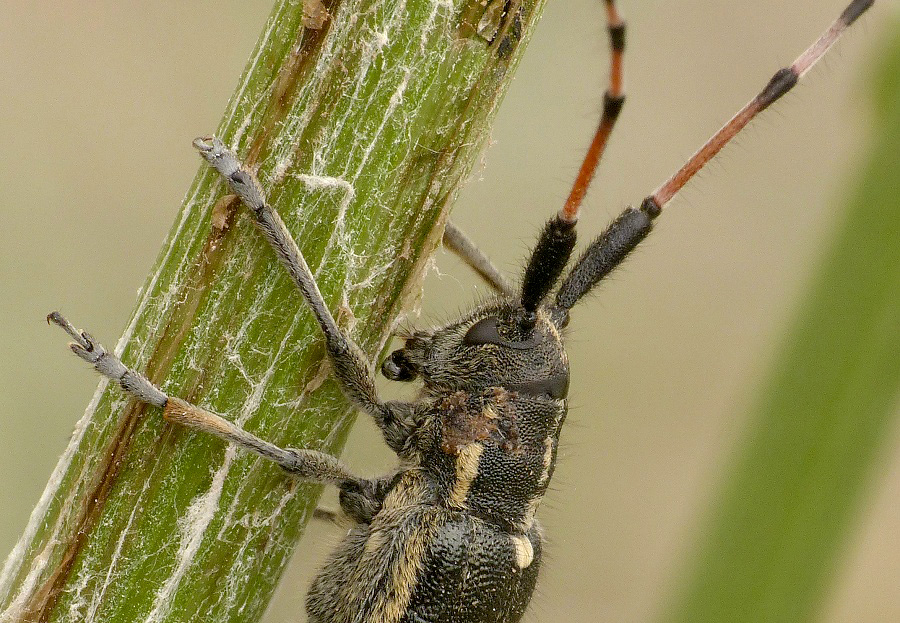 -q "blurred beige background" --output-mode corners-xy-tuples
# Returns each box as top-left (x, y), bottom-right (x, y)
(0, 1), (897, 622)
